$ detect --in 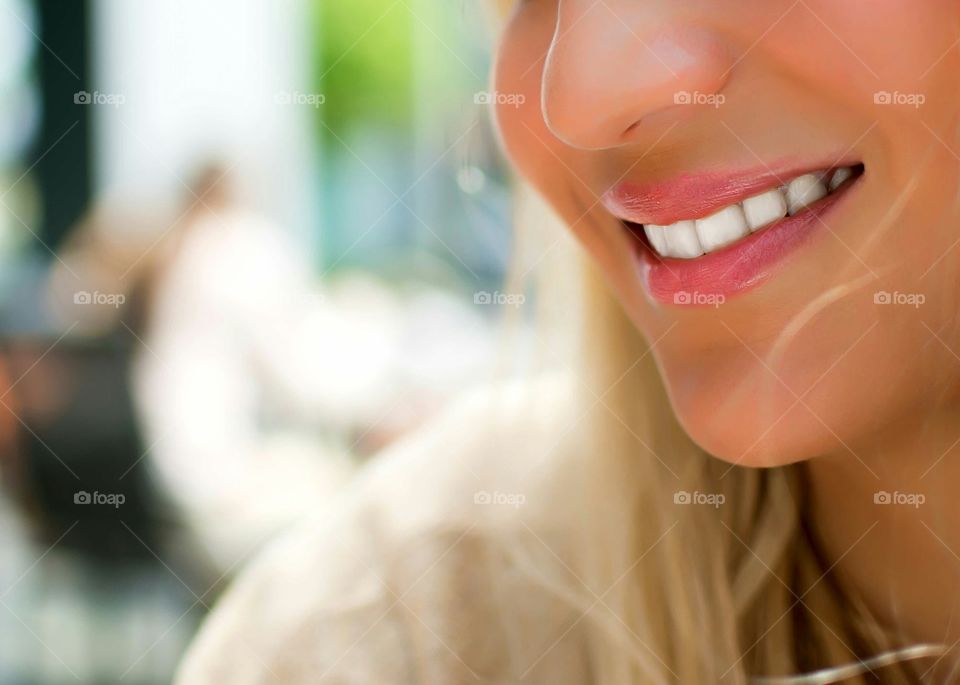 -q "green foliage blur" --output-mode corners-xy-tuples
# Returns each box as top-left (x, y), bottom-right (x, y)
(312, 0), (414, 136)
